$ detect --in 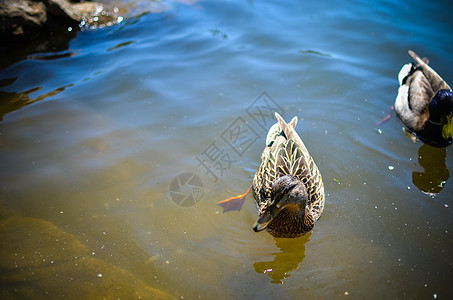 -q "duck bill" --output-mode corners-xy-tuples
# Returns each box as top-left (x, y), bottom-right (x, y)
(253, 205), (280, 232)
(441, 113), (453, 140)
